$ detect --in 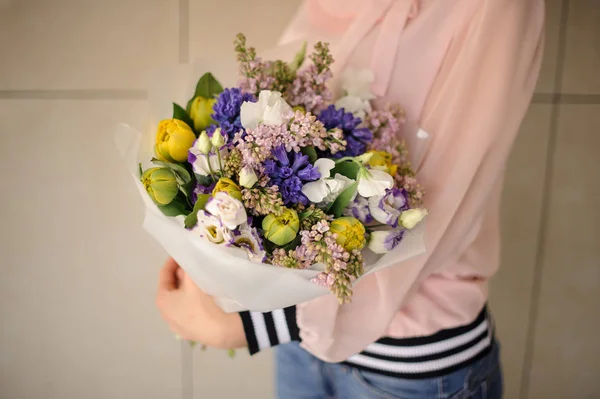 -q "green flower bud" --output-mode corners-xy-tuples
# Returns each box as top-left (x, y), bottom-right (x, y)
(262, 208), (300, 246)
(330, 217), (366, 251)
(141, 167), (179, 205)
(189, 96), (217, 132)
(197, 130), (213, 154)
(211, 127), (226, 148)
(212, 177), (243, 201)
(155, 119), (196, 163)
